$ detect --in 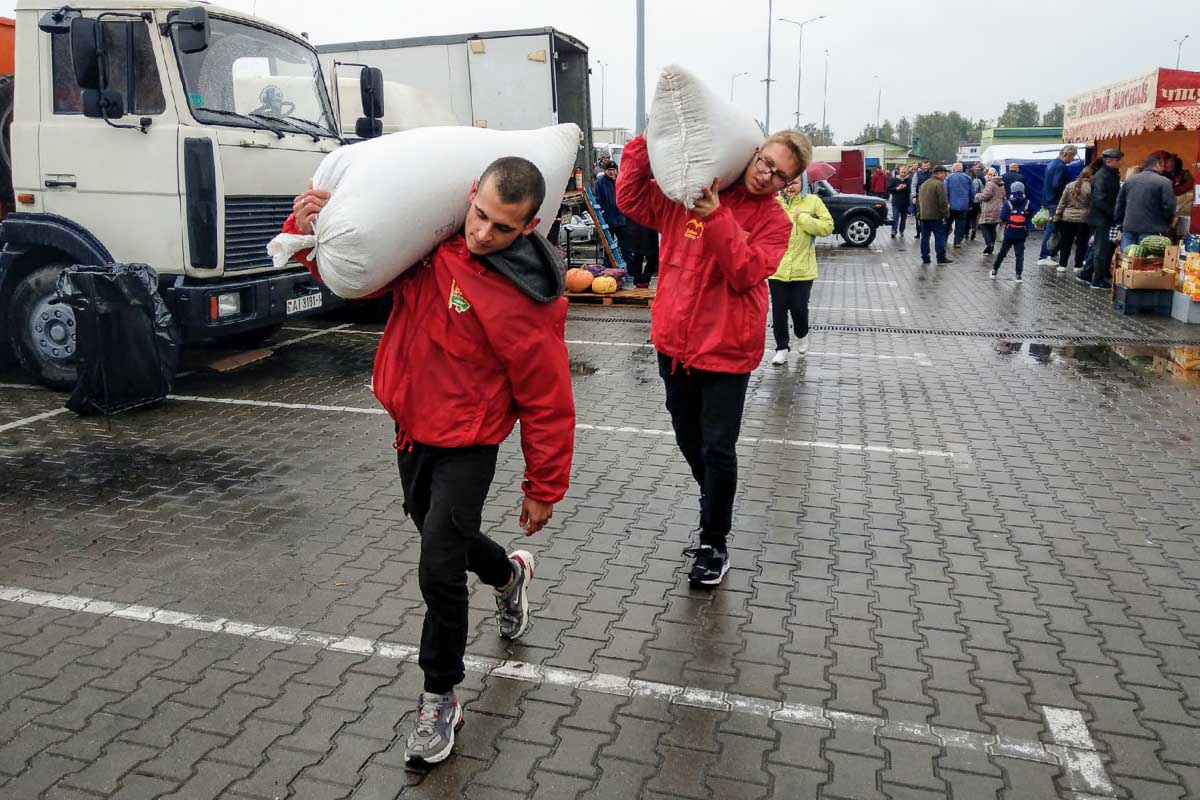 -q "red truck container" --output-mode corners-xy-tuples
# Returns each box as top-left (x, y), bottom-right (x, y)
(0, 17), (13, 76)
